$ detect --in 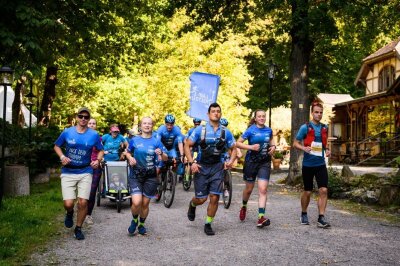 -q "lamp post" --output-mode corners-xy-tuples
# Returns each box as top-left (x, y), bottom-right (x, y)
(267, 61), (276, 128)
(0, 66), (14, 207)
(25, 79), (36, 144)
